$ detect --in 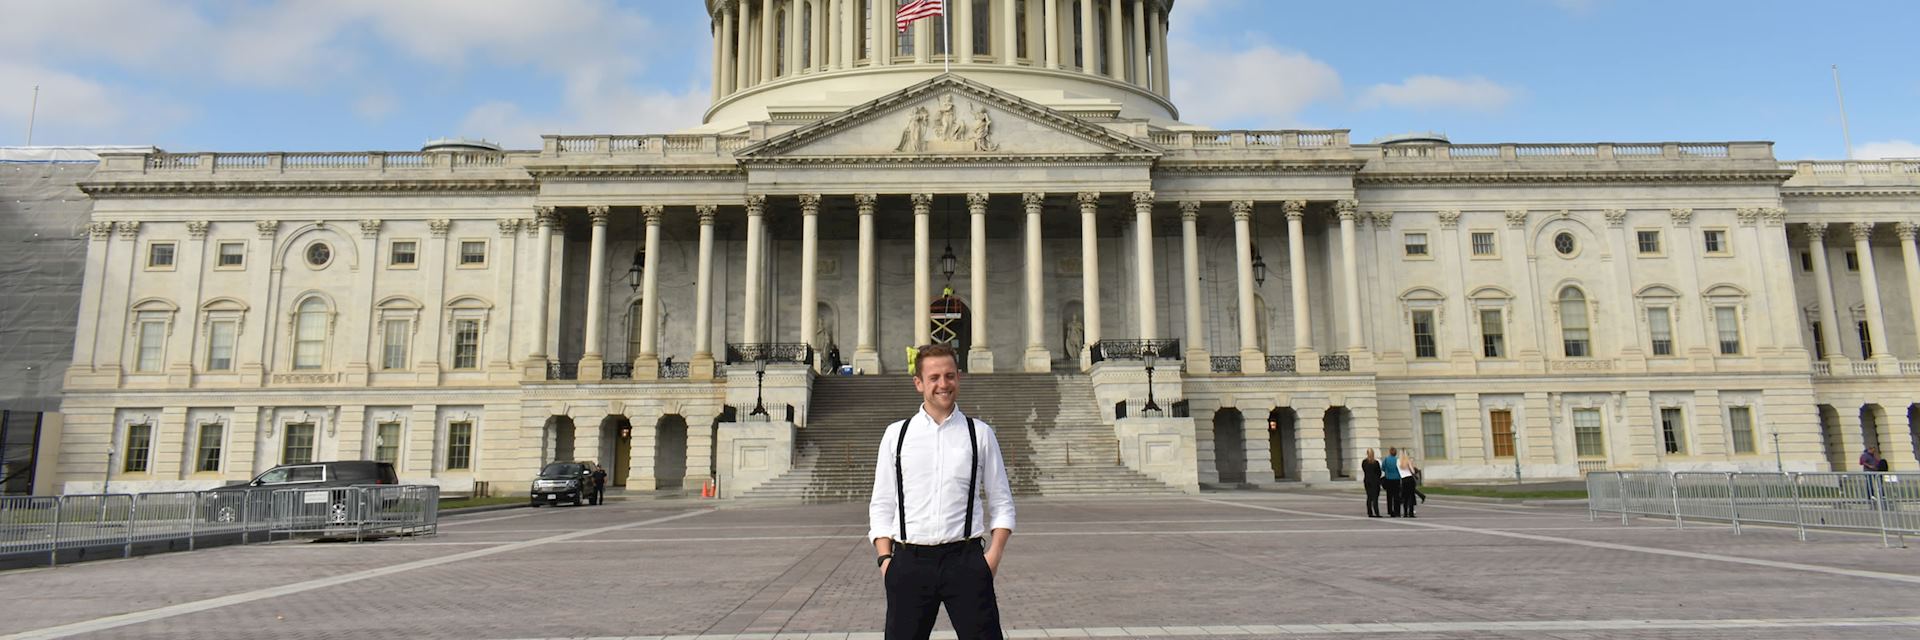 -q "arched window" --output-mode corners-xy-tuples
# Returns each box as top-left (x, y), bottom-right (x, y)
(1559, 287), (1590, 357)
(627, 300), (645, 361)
(293, 297), (329, 370)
